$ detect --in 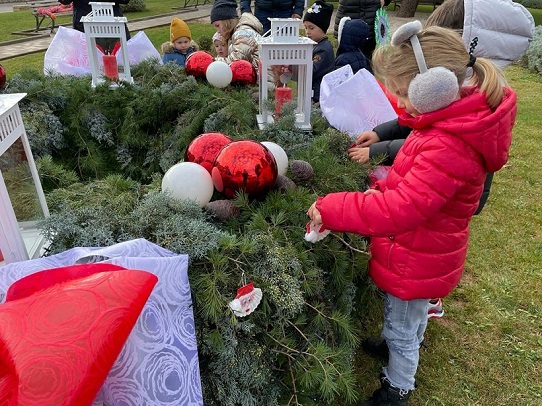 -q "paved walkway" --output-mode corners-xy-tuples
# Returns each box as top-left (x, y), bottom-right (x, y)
(0, 4), (212, 60)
